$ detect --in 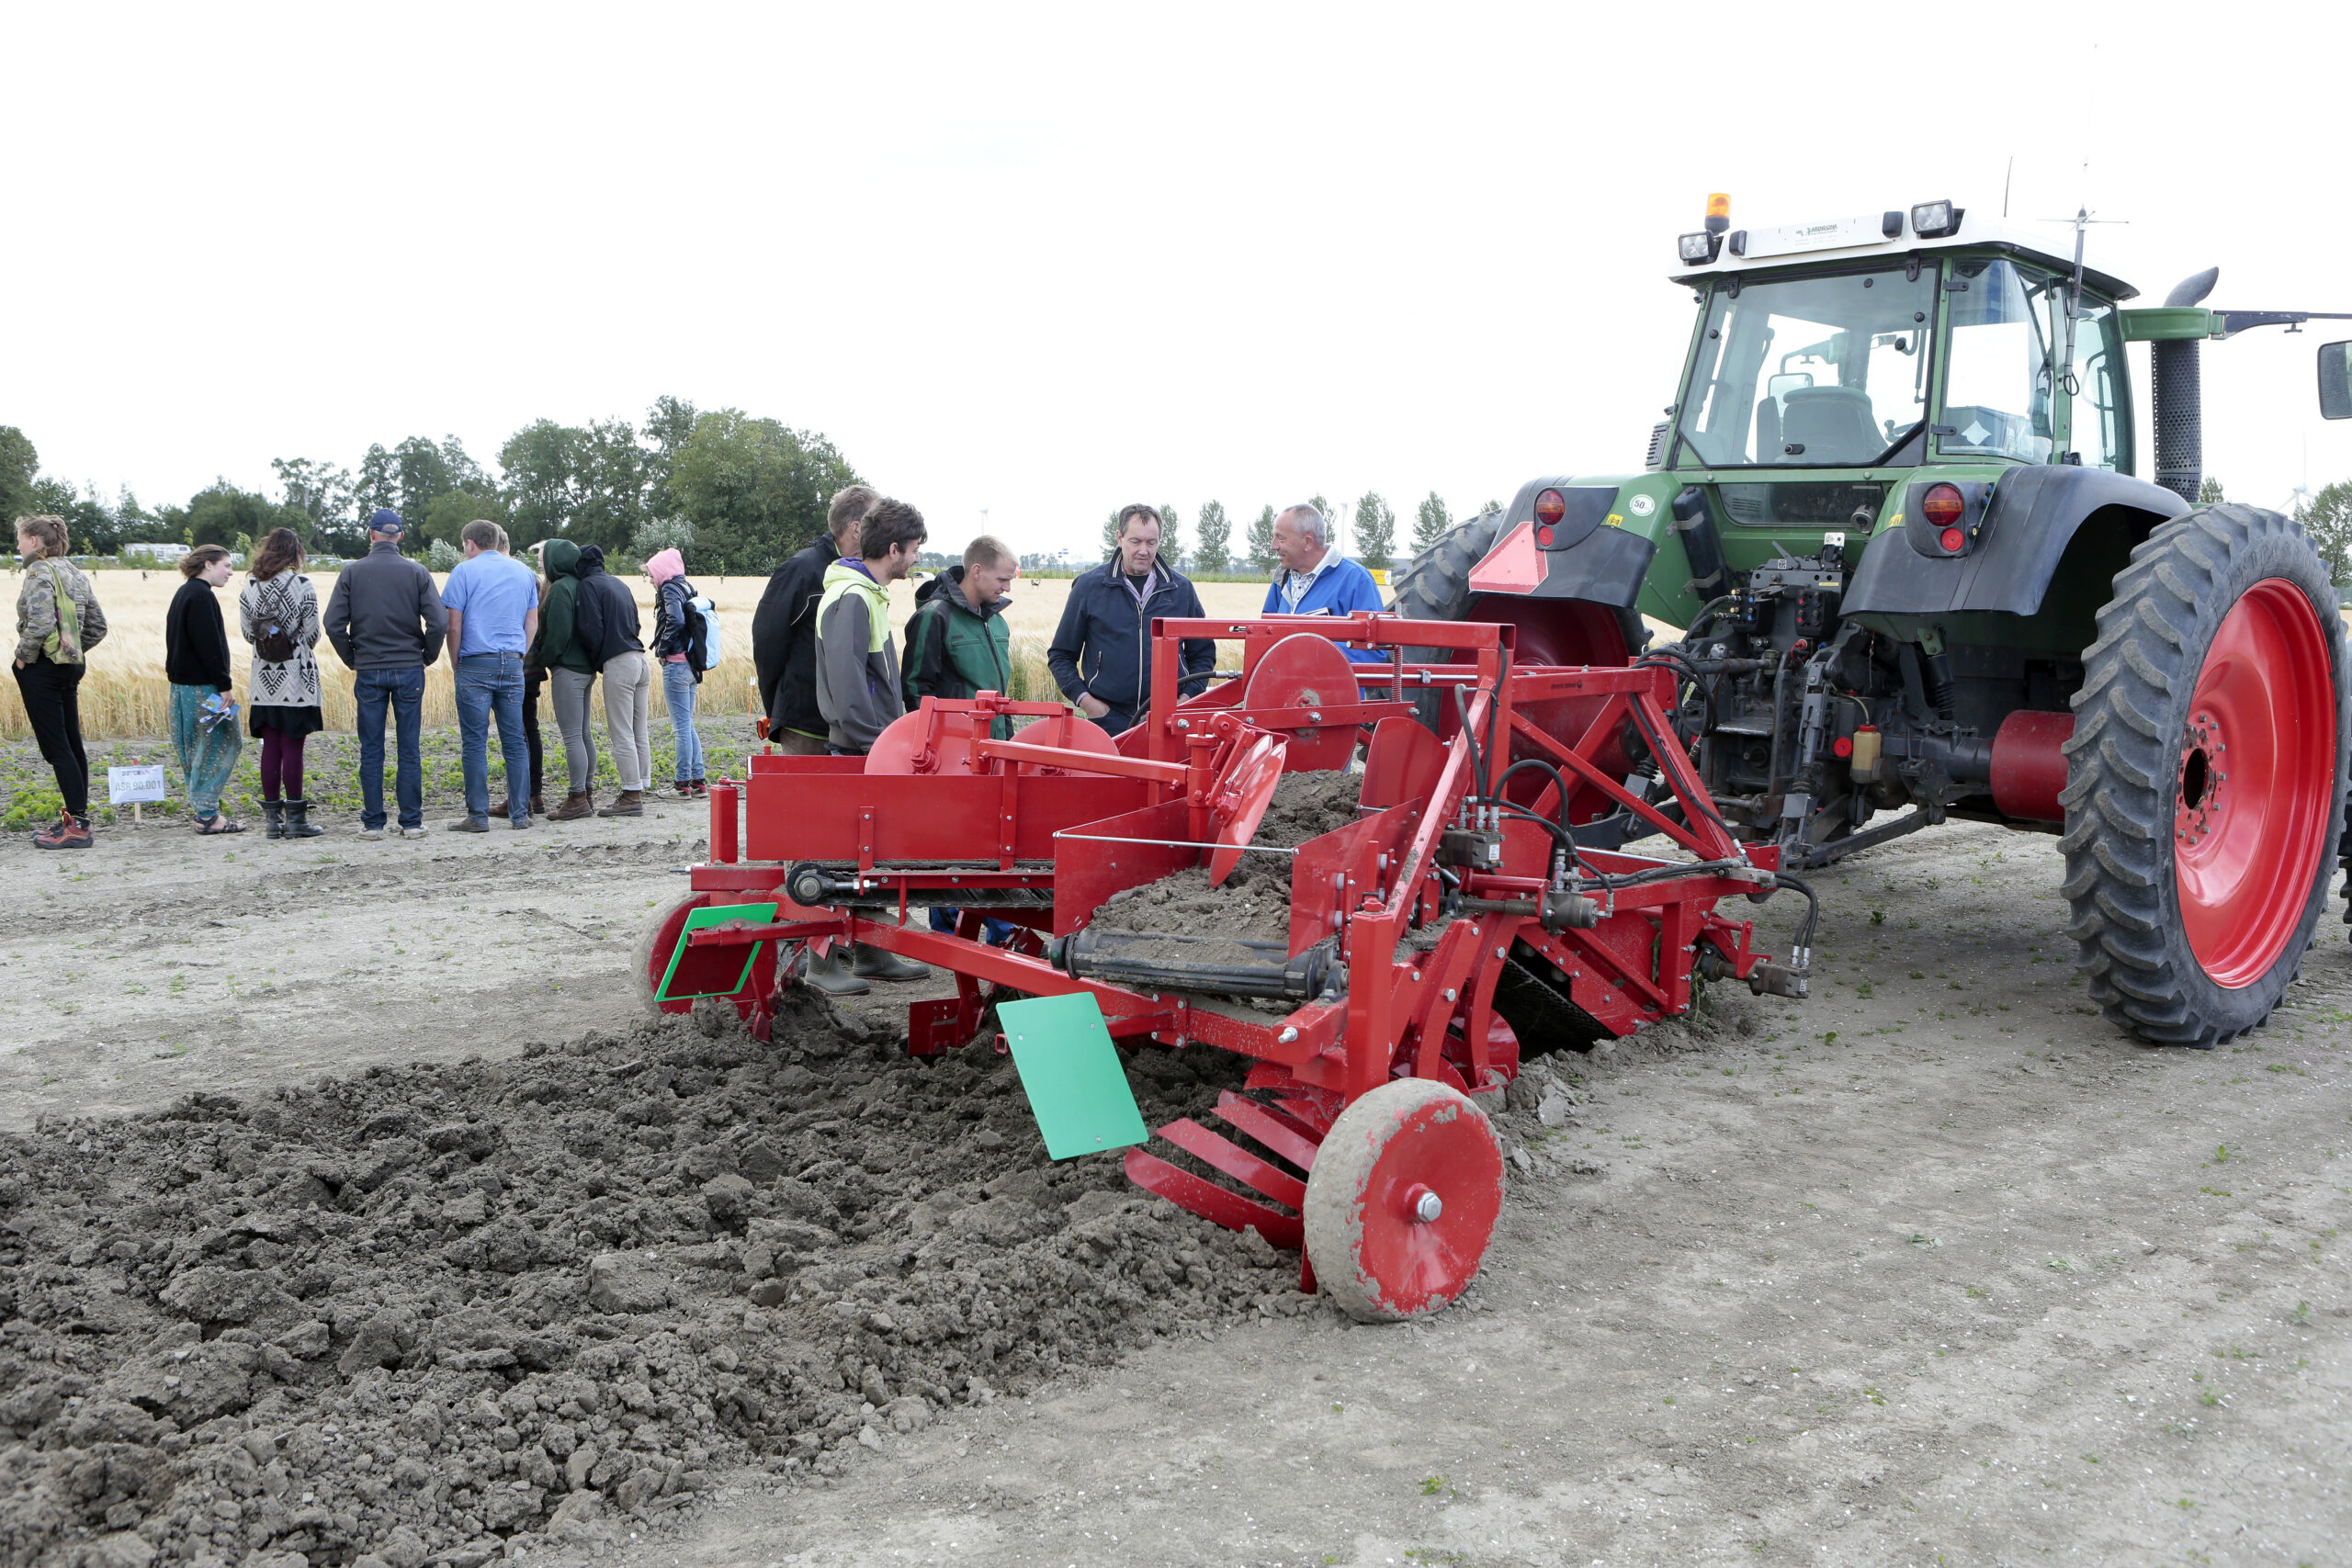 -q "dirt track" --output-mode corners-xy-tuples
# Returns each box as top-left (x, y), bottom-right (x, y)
(3, 803), (2348, 1566)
